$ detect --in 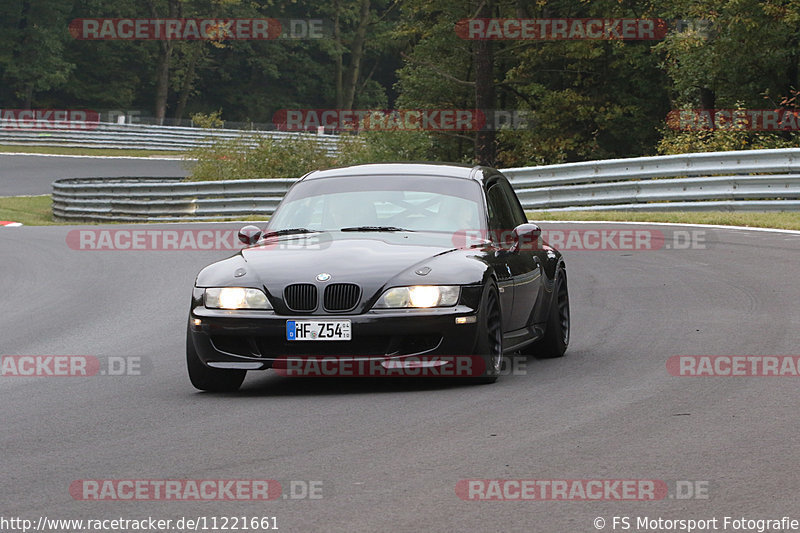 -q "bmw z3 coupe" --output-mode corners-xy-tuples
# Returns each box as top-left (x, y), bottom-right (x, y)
(186, 163), (569, 391)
